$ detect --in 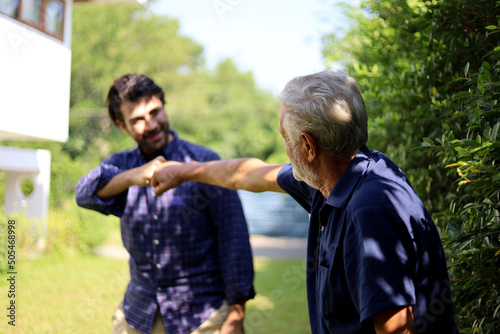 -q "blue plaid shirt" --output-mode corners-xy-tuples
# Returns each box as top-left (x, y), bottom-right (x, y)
(76, 131), (255, 334)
